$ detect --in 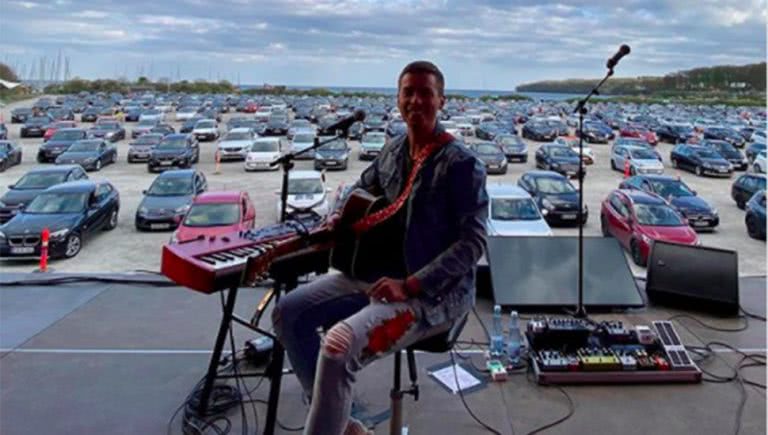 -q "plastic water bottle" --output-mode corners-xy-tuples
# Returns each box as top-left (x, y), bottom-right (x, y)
(491, 305), (504, 356)
(507, 311), (522, 366)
